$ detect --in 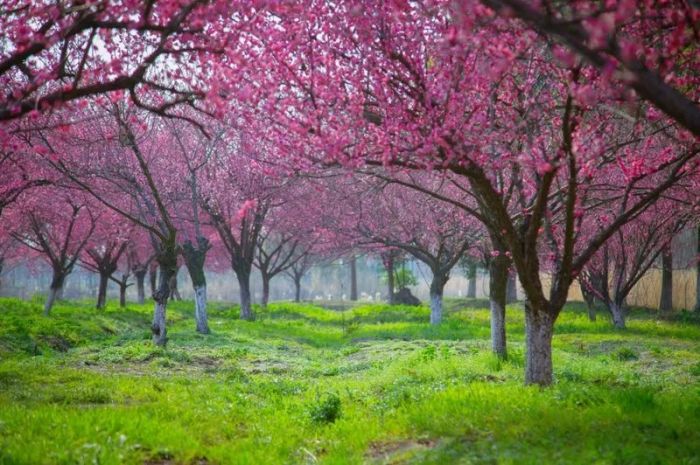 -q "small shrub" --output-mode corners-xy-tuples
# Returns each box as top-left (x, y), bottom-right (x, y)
(420, 345), (437, 361)
(613, 347), (639, 361)
(690, 362), (700, 377)
(309, 393), (341, 424)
